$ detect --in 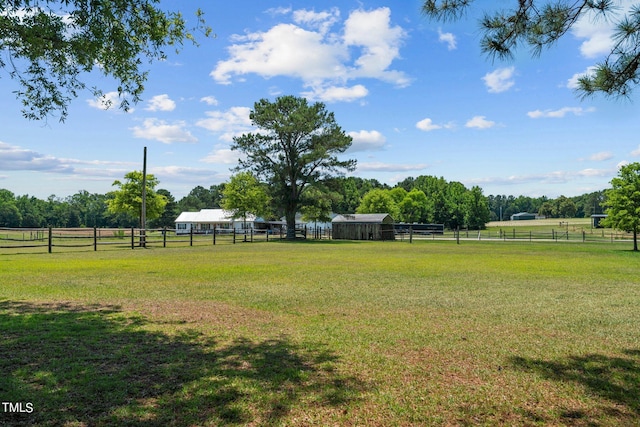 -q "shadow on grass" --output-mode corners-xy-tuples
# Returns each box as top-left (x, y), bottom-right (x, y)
(269, 238), (368, 245)
(0, 300), (366, 426)
(510, 349), (640, 423)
